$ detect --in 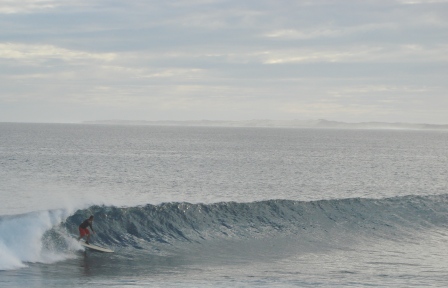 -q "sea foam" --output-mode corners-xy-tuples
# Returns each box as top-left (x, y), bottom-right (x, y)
(0, 209), (78, 271)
